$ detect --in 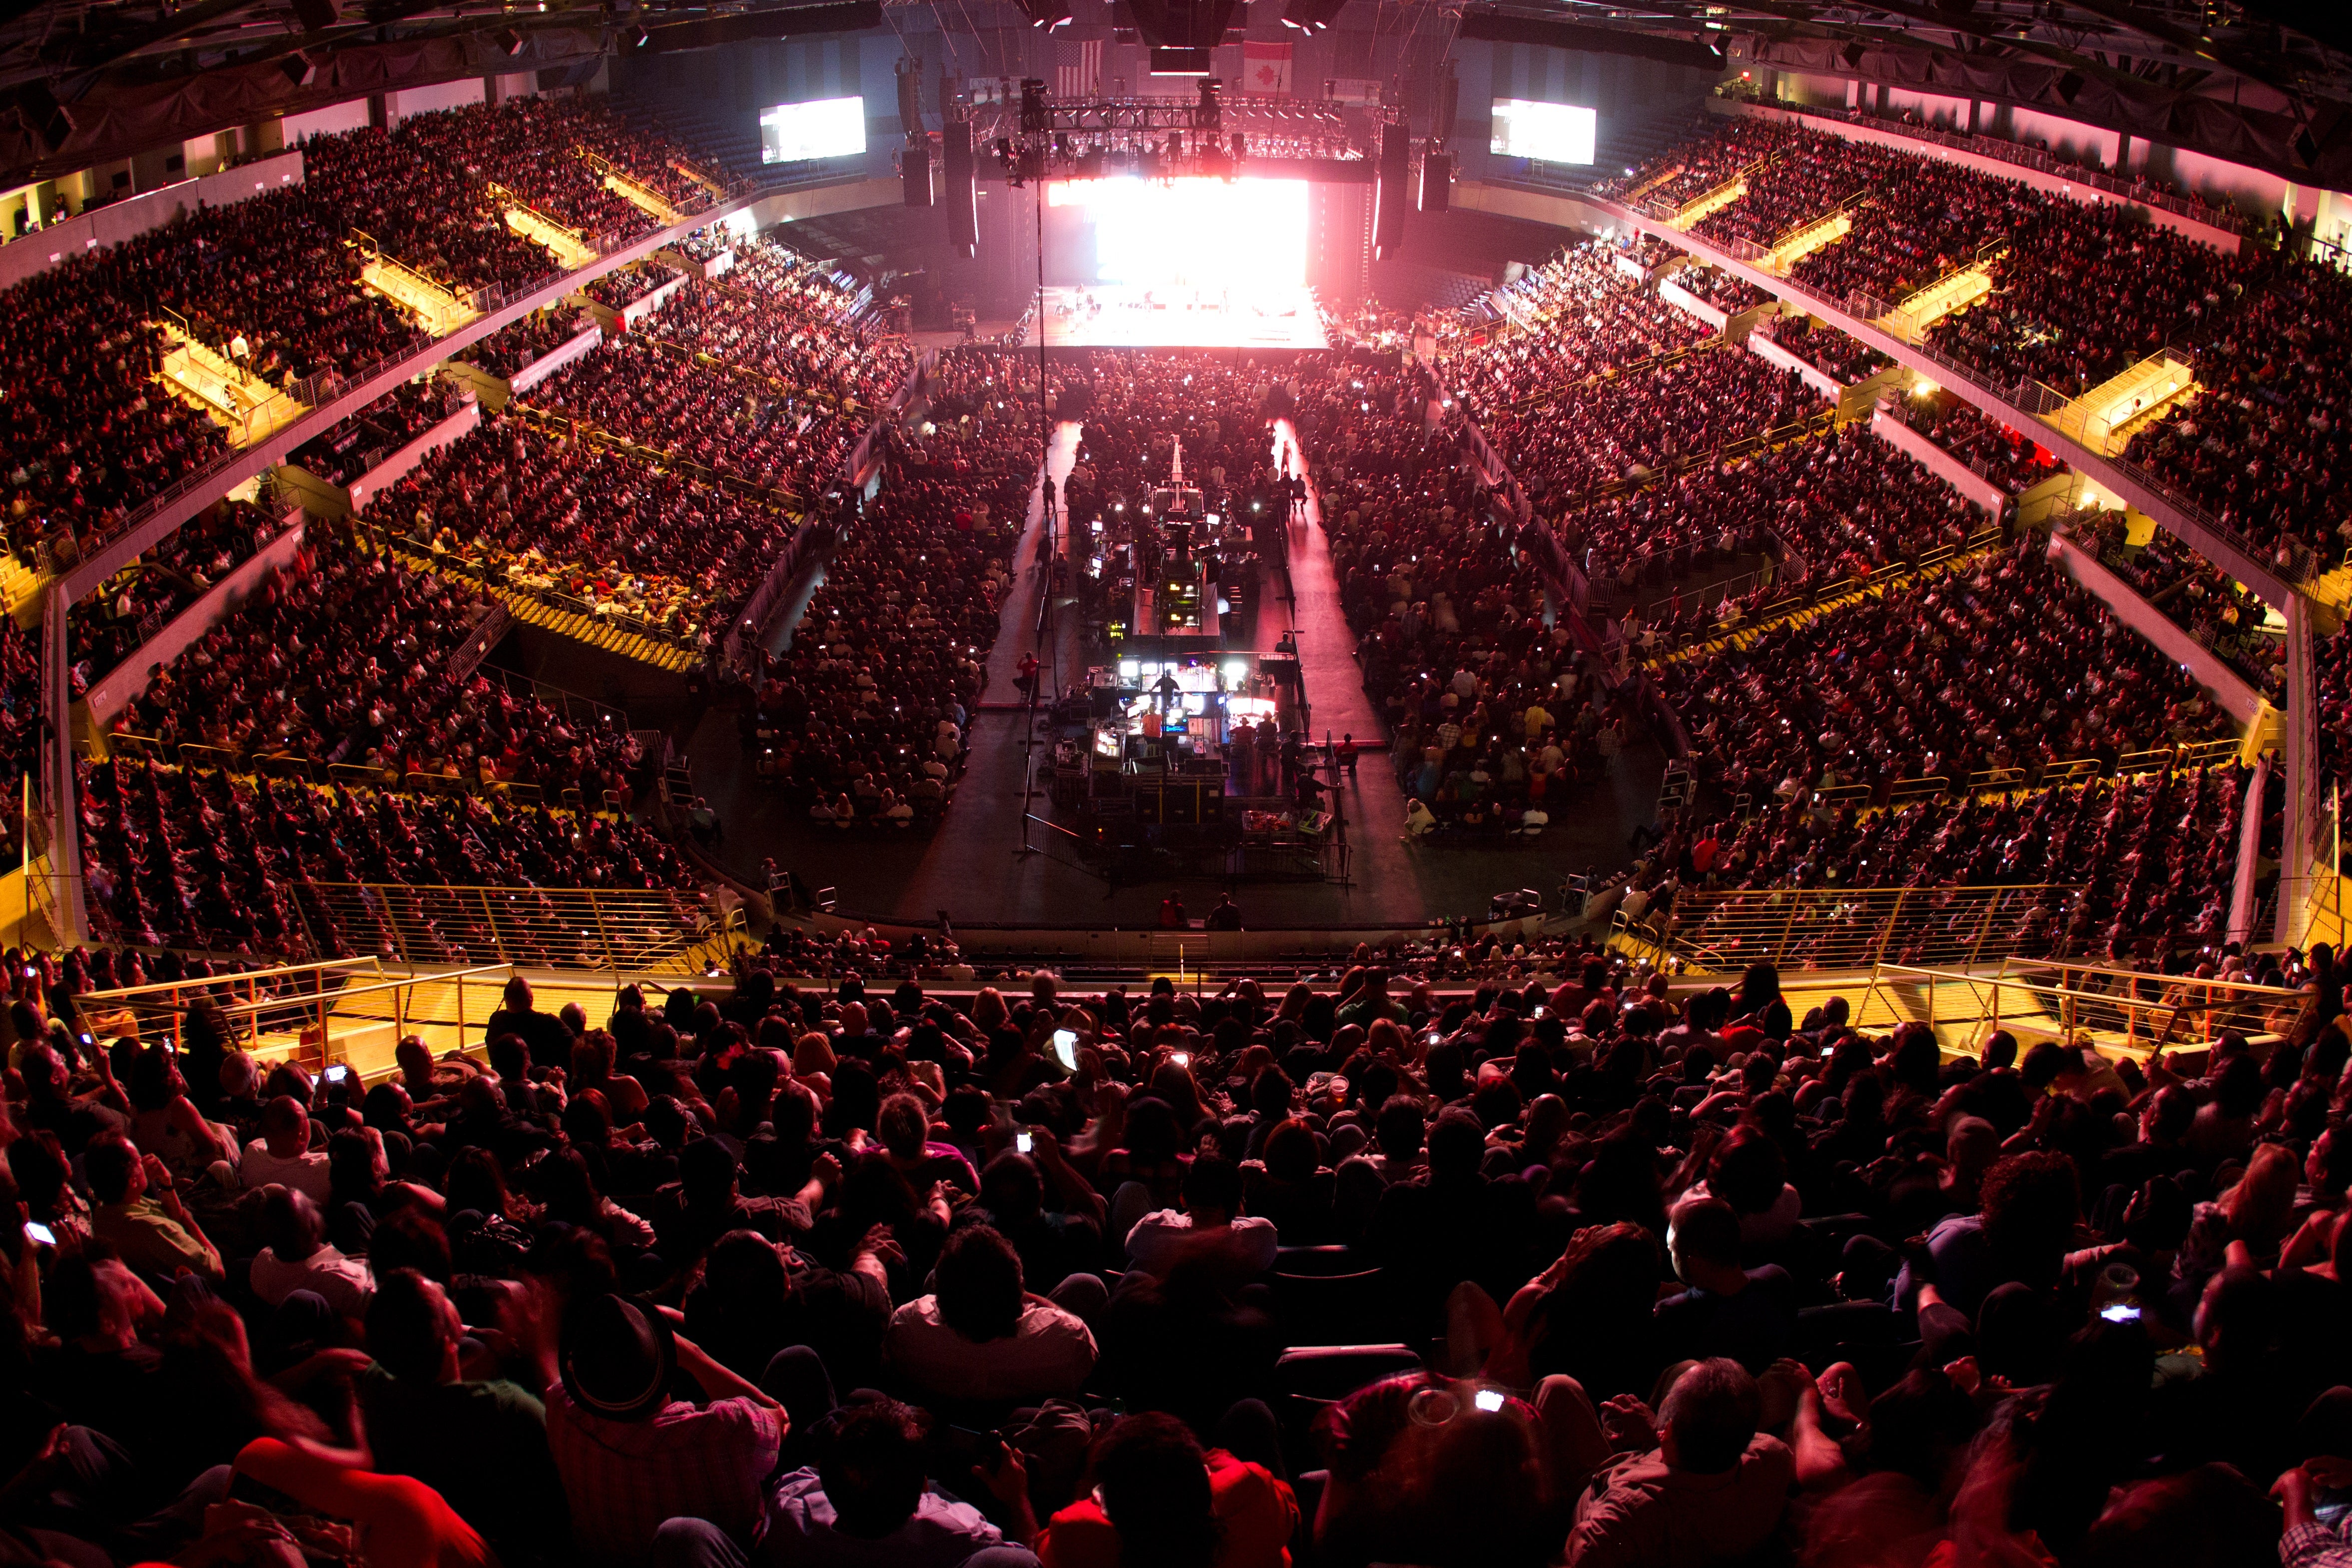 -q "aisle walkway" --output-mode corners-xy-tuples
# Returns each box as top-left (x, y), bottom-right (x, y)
(1272, 419), (1386, 749)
